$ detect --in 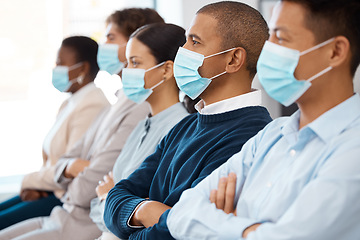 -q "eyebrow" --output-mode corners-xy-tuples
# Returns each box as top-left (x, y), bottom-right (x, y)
(270, 26), (290, 33)
(188, 33), (202, 41)
(129, 56), (142, 60)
